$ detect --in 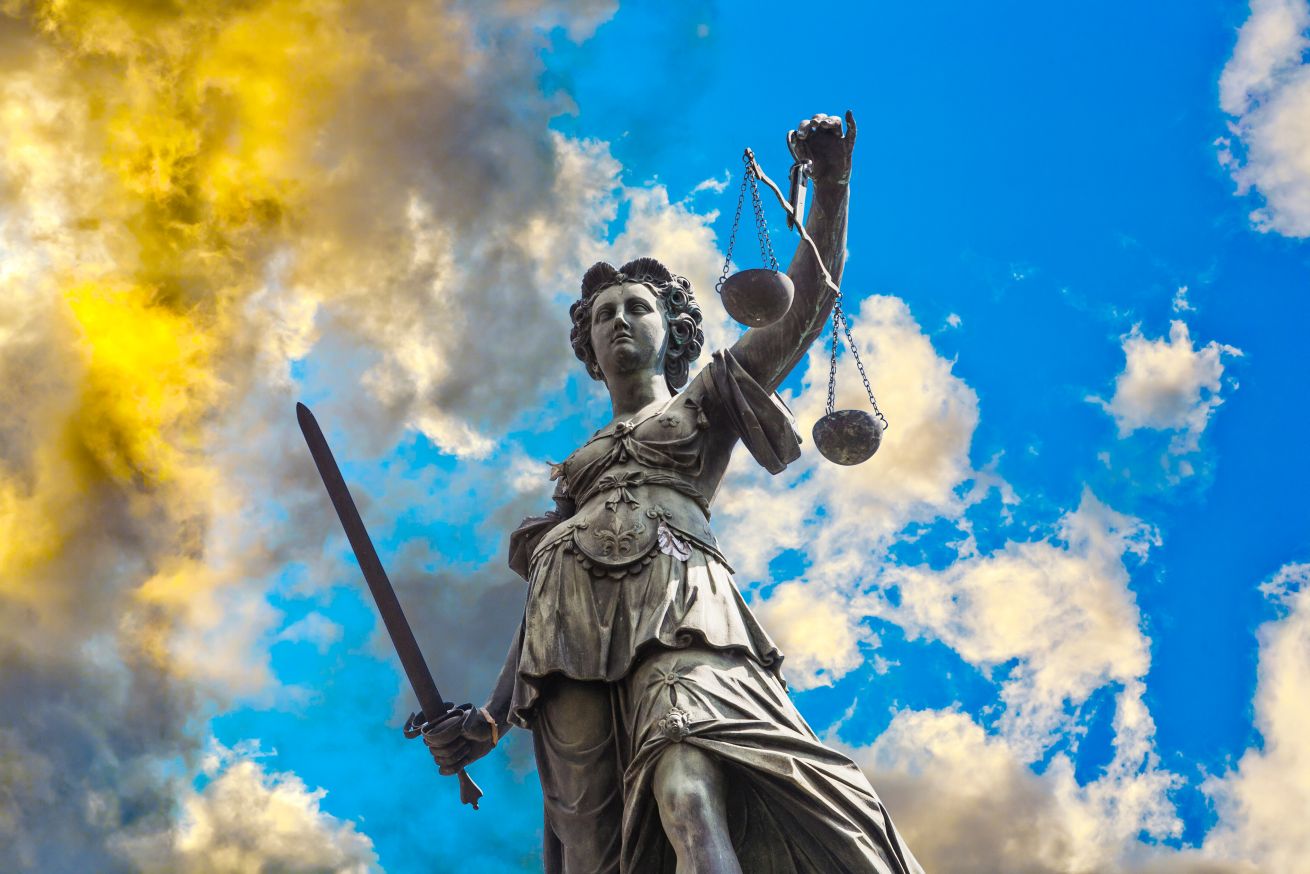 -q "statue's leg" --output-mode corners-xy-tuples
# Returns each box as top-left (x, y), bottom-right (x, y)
(651, 743), (743, 874)
(532, 675), (622, 874)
